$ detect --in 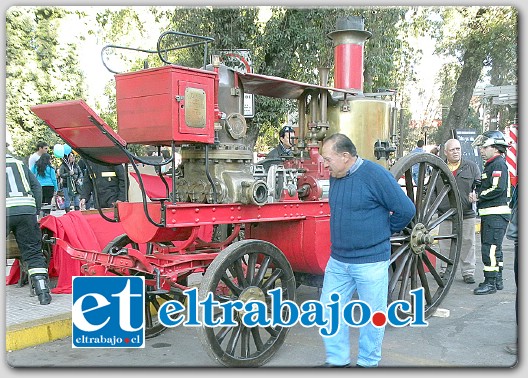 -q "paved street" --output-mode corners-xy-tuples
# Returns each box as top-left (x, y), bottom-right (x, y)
(4, 235), (519, 370)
